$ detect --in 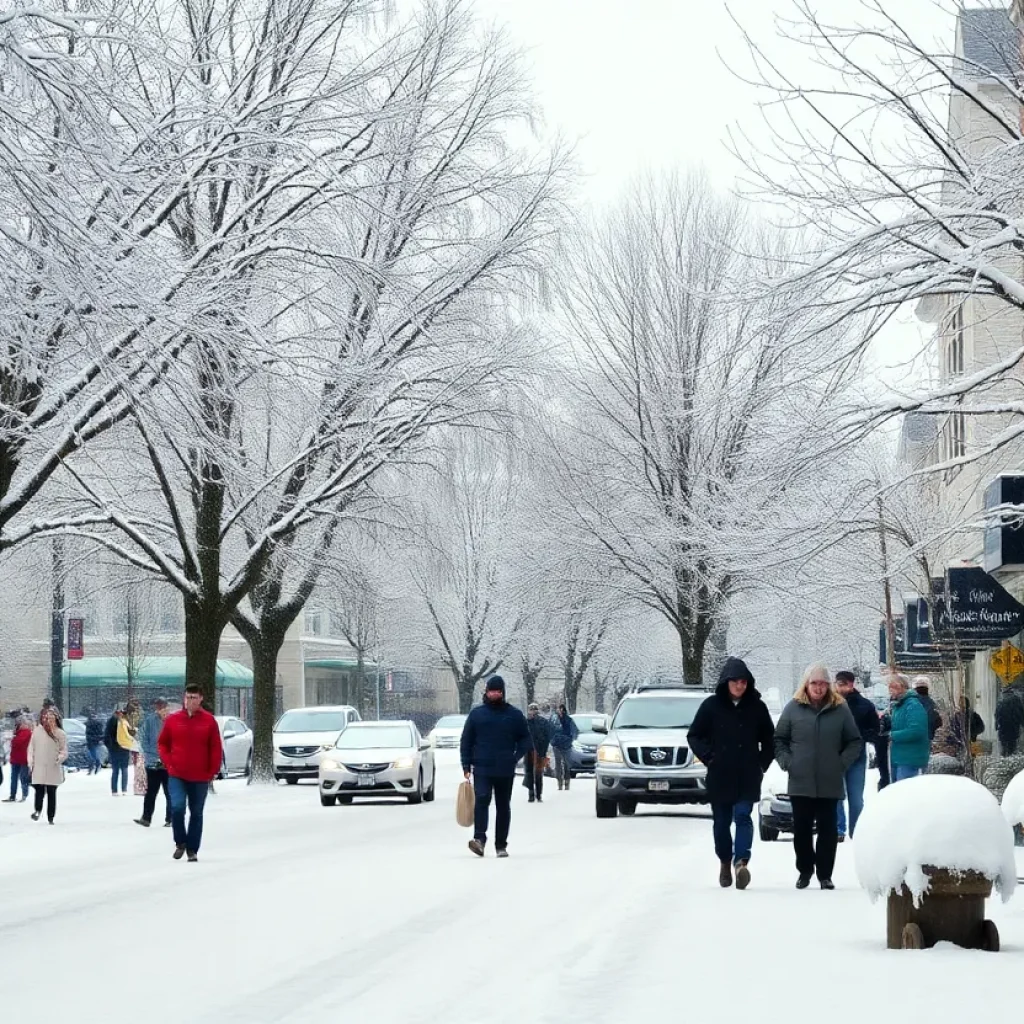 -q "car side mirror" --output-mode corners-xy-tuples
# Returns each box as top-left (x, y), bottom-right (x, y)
(592, 722), (608, 734)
